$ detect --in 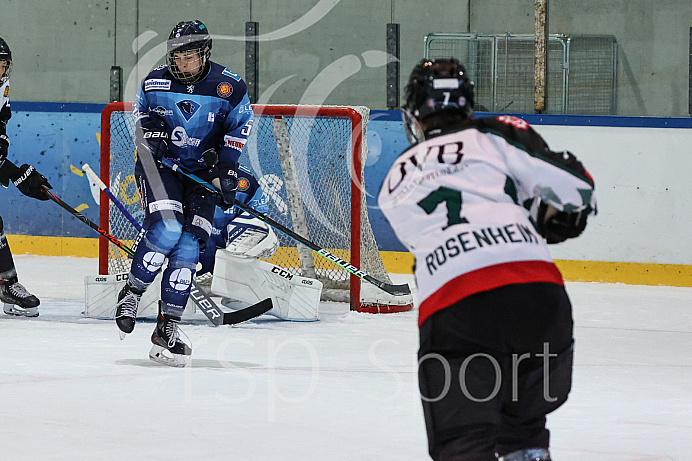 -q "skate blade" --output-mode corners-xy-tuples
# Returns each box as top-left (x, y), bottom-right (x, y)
(3, 304), (39, 317)
(118, 330), (127, 340)
(149, 344), (190, 368)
